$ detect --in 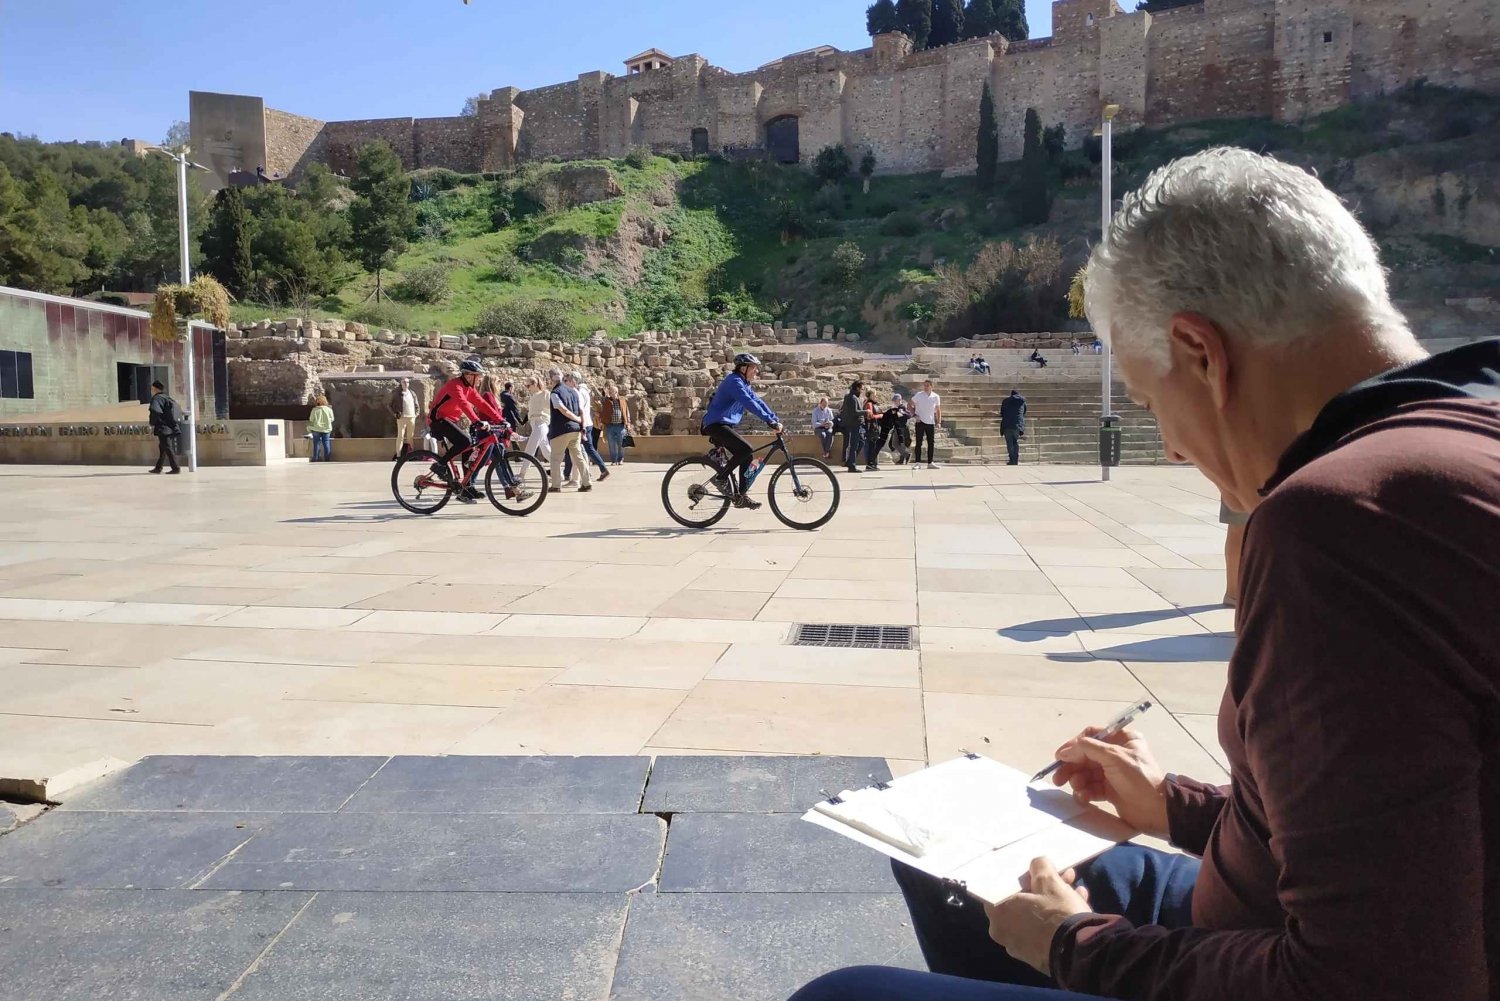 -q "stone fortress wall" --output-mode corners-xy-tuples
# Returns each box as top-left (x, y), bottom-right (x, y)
(192, 0), (1500, 189)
